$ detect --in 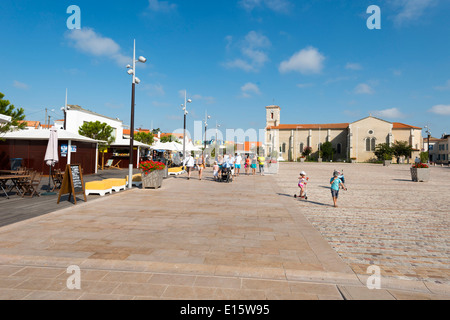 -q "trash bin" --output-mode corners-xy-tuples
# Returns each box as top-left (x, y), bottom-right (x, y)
(10, 158), (23, 171)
